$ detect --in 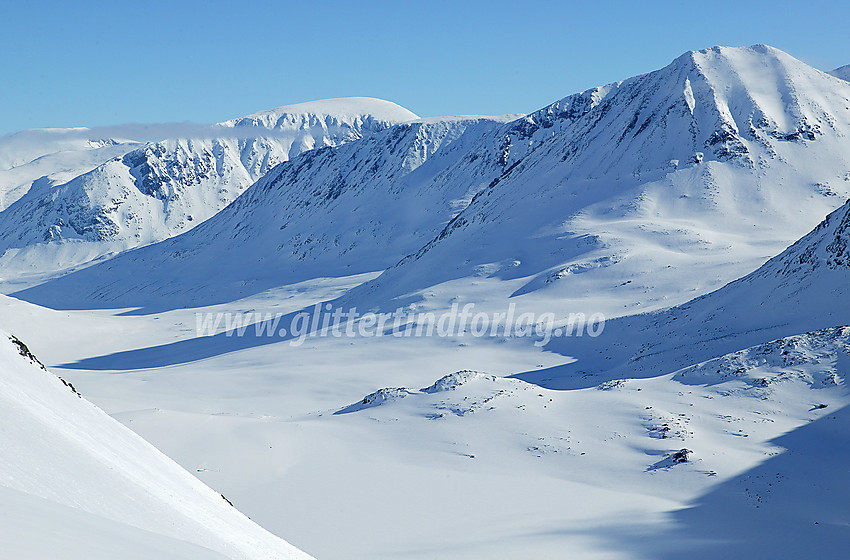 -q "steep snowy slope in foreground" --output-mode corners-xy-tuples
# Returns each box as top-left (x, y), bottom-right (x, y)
(0, 485), (230, 560)
(0, 98), (417, 284)
(0, 332), (312, 560)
